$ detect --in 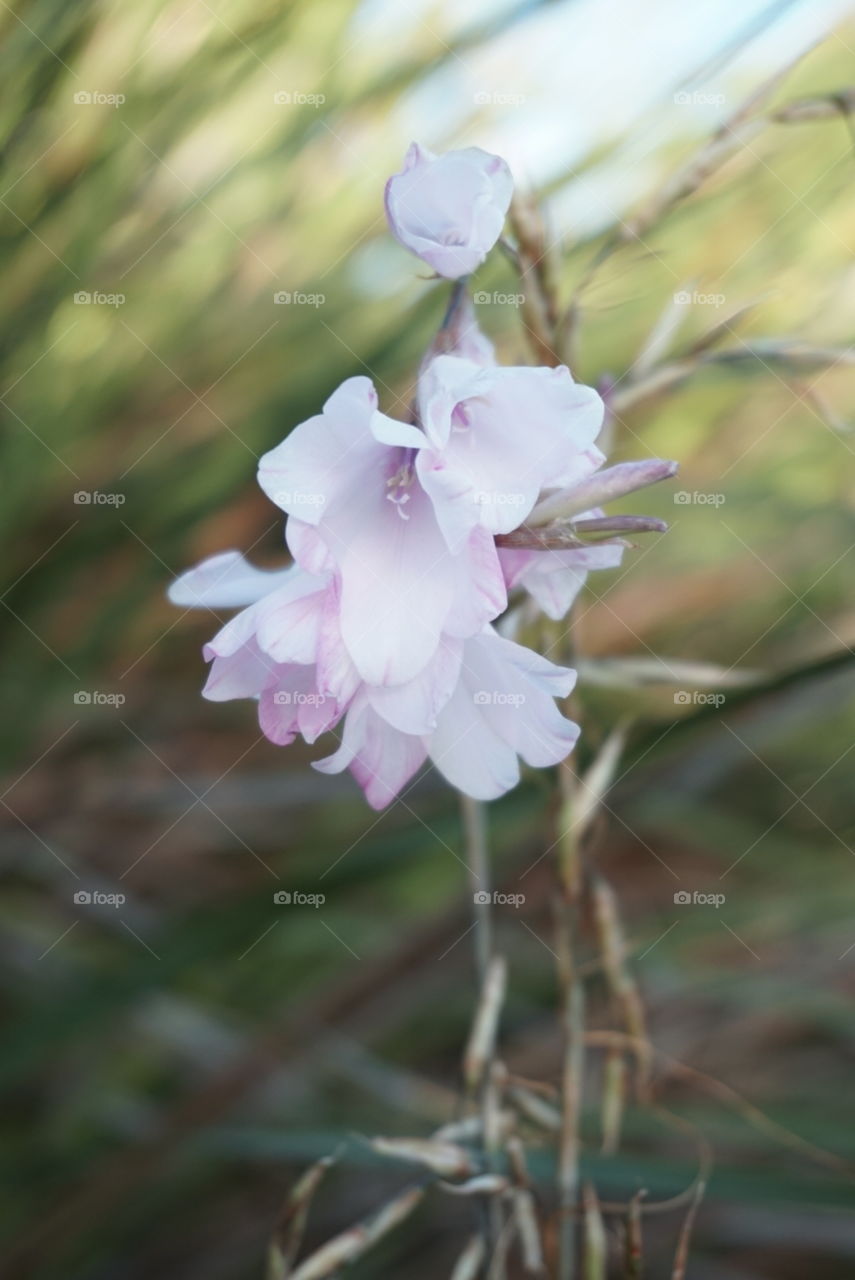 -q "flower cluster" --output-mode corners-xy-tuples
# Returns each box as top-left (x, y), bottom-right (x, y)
(170, 145), (675, 808)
